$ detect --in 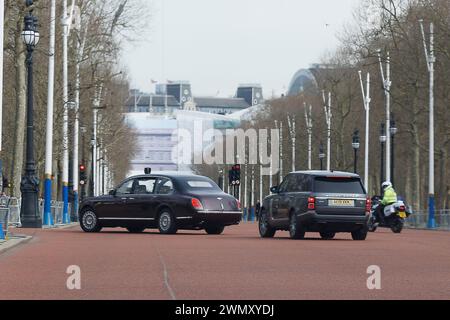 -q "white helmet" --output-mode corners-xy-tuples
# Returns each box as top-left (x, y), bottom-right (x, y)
(382, 181), (392, 189)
